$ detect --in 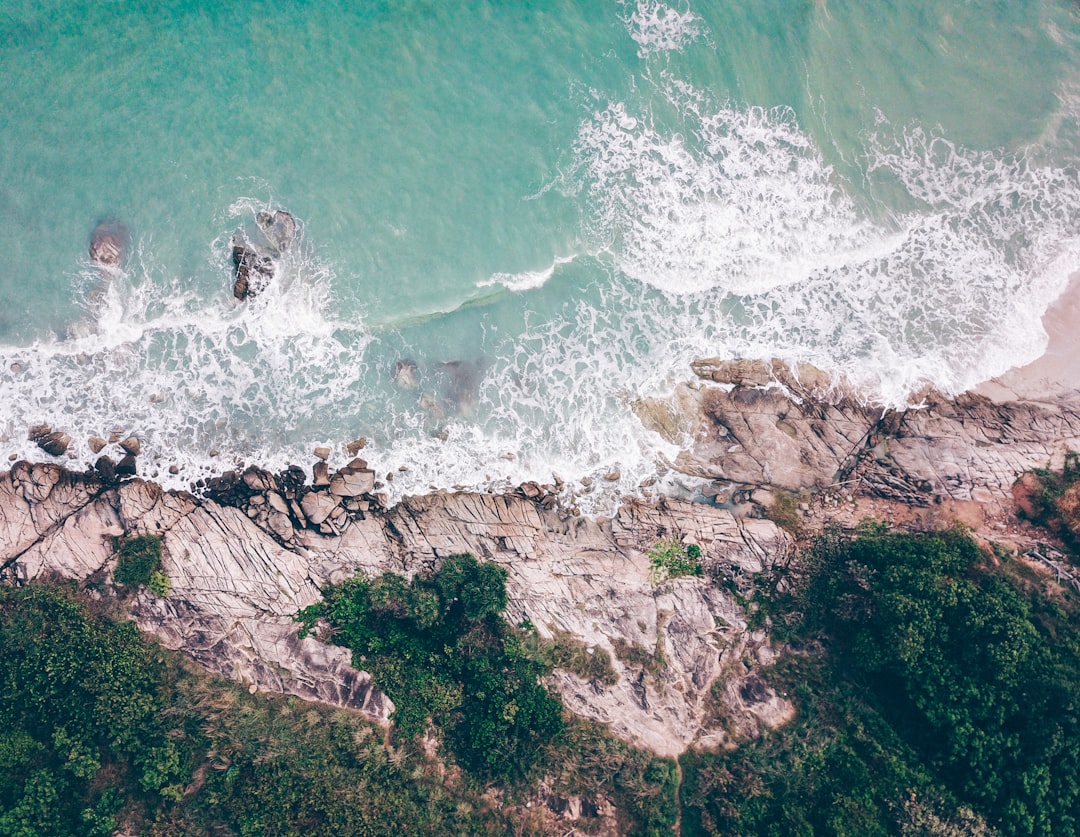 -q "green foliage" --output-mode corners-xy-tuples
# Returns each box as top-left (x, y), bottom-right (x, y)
(686, 525), (1080, 836)
(0, 583), (182, 835)
(297, 553), (563, 781)
(798, 527), (1080, 834)
(647, 539), (703, 583)
(113, 534), (164, 589)
(147, 570), (171, 598)
(681, 655), (947, 836)
(0, 582), (525, 836)
(611, 637), (666, 680)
